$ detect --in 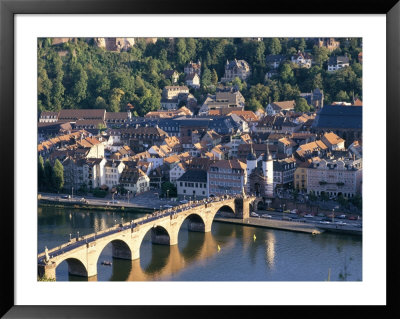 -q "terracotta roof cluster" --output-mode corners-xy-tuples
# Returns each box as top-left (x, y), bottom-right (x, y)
(210, 159), (246, 171)
(322, 132), (345, 146)
(352, 98), (363, 106)
(296, 140), (328, 158)
(145, 106), (192, 119)
(279, 137), (297, 147)
(38, 130), (91, 153)
(120, 167), (147, 184)
(270, 100), (296, 111)
(228, 110), (259, 122)
(58, 109), (106, 121)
